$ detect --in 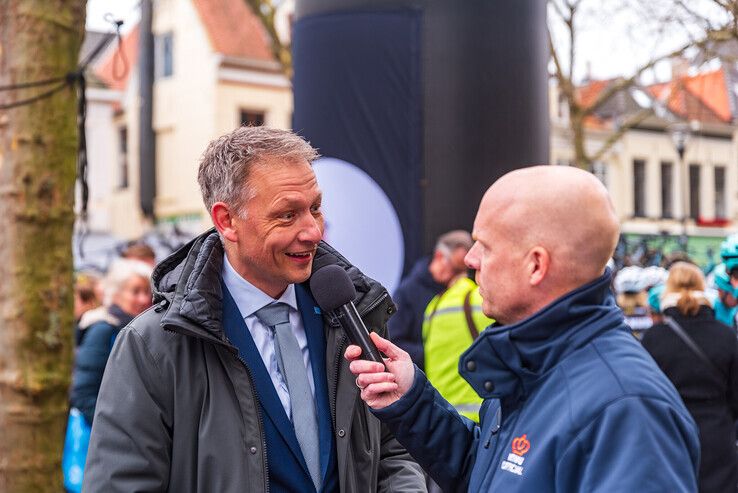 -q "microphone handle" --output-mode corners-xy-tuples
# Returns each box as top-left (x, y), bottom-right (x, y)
(335, 302), (386, 367)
